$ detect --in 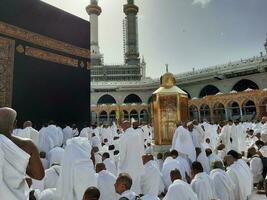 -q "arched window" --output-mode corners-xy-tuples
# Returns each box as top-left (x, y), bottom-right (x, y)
(213, 103), (225, 122)
(124, 94), (142, 104)
(123, 110), (129, 120)
(199, 85), (220, 98)
(189, 105), (199, 121)
(232, 79), (259, 92)
(130, 110), (138, 121)
(99, 111), (108, 123)
(199, 104), (210, 121)
(97, 94), (116, 105)
(242, 100), (256, 120)
(109, 110), (116, 122)
(227, 101), (240, 120)
(140, 109), (148, 122)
